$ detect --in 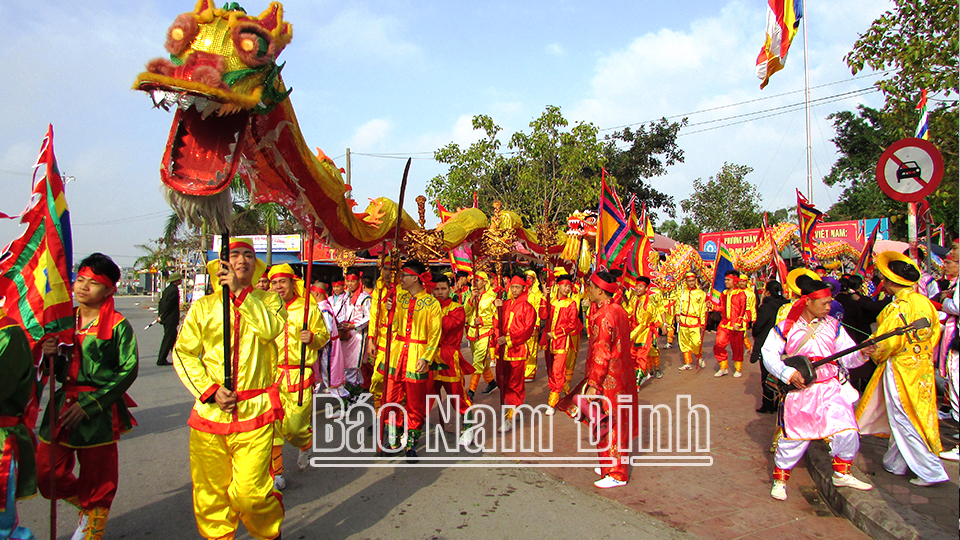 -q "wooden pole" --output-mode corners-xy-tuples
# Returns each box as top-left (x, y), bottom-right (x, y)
(48, 352), (57, 540)
(221, 232), (233, 391)
(299, 224), (315, 406)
